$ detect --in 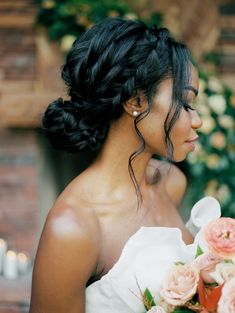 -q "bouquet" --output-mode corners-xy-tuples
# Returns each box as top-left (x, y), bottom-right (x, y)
(142, 217), (235, 313)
